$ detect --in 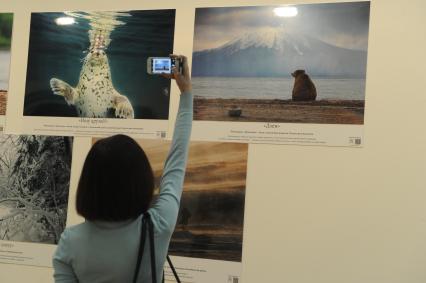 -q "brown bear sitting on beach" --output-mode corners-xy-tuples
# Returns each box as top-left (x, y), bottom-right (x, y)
(291, 70), (317, 101)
